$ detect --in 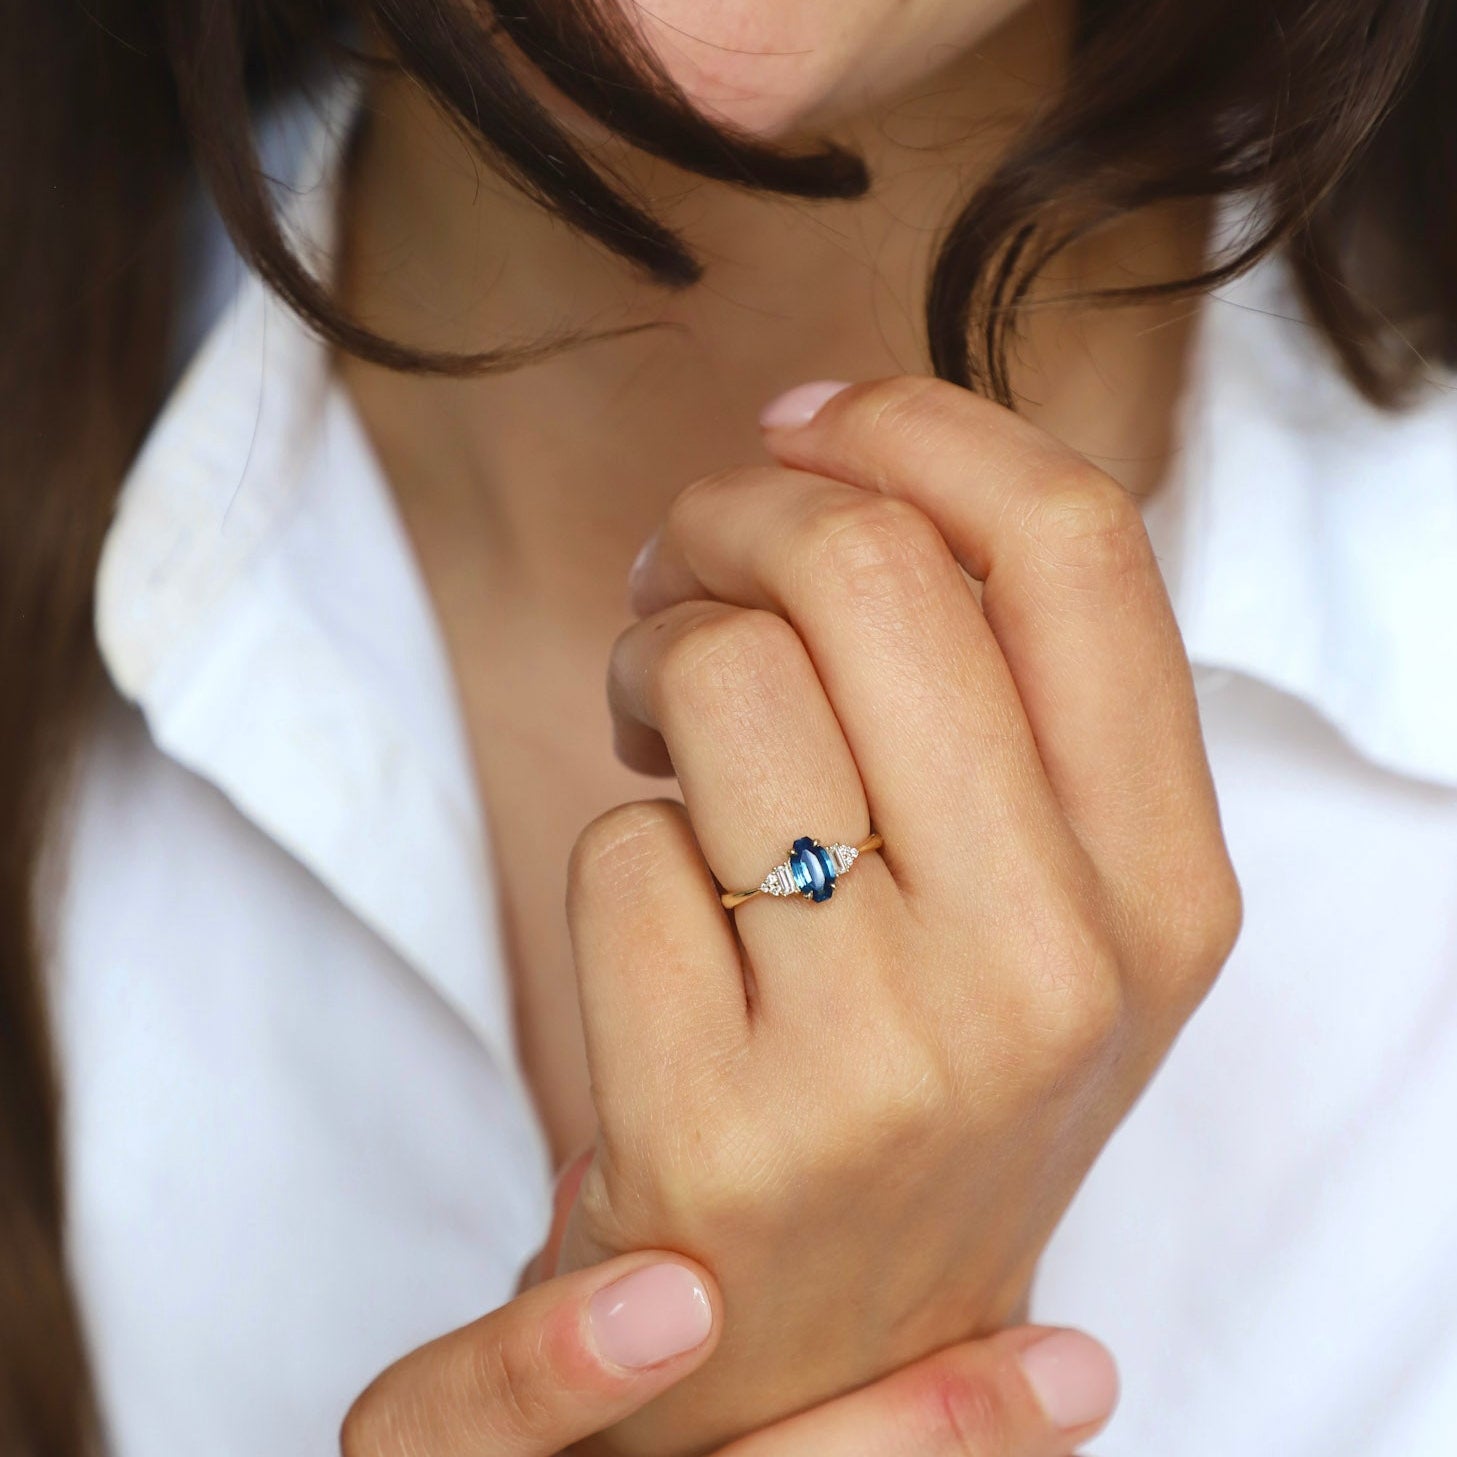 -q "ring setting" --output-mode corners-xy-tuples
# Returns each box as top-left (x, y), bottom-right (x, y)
(720, 832), (884, 909)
